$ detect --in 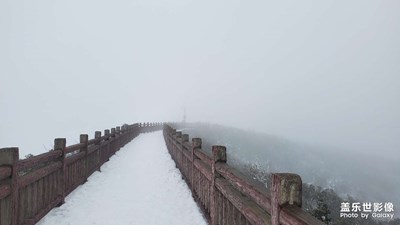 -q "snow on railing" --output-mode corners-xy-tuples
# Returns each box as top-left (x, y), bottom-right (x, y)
(0, 122), (163, 225)
(163, 123), (324, 225)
